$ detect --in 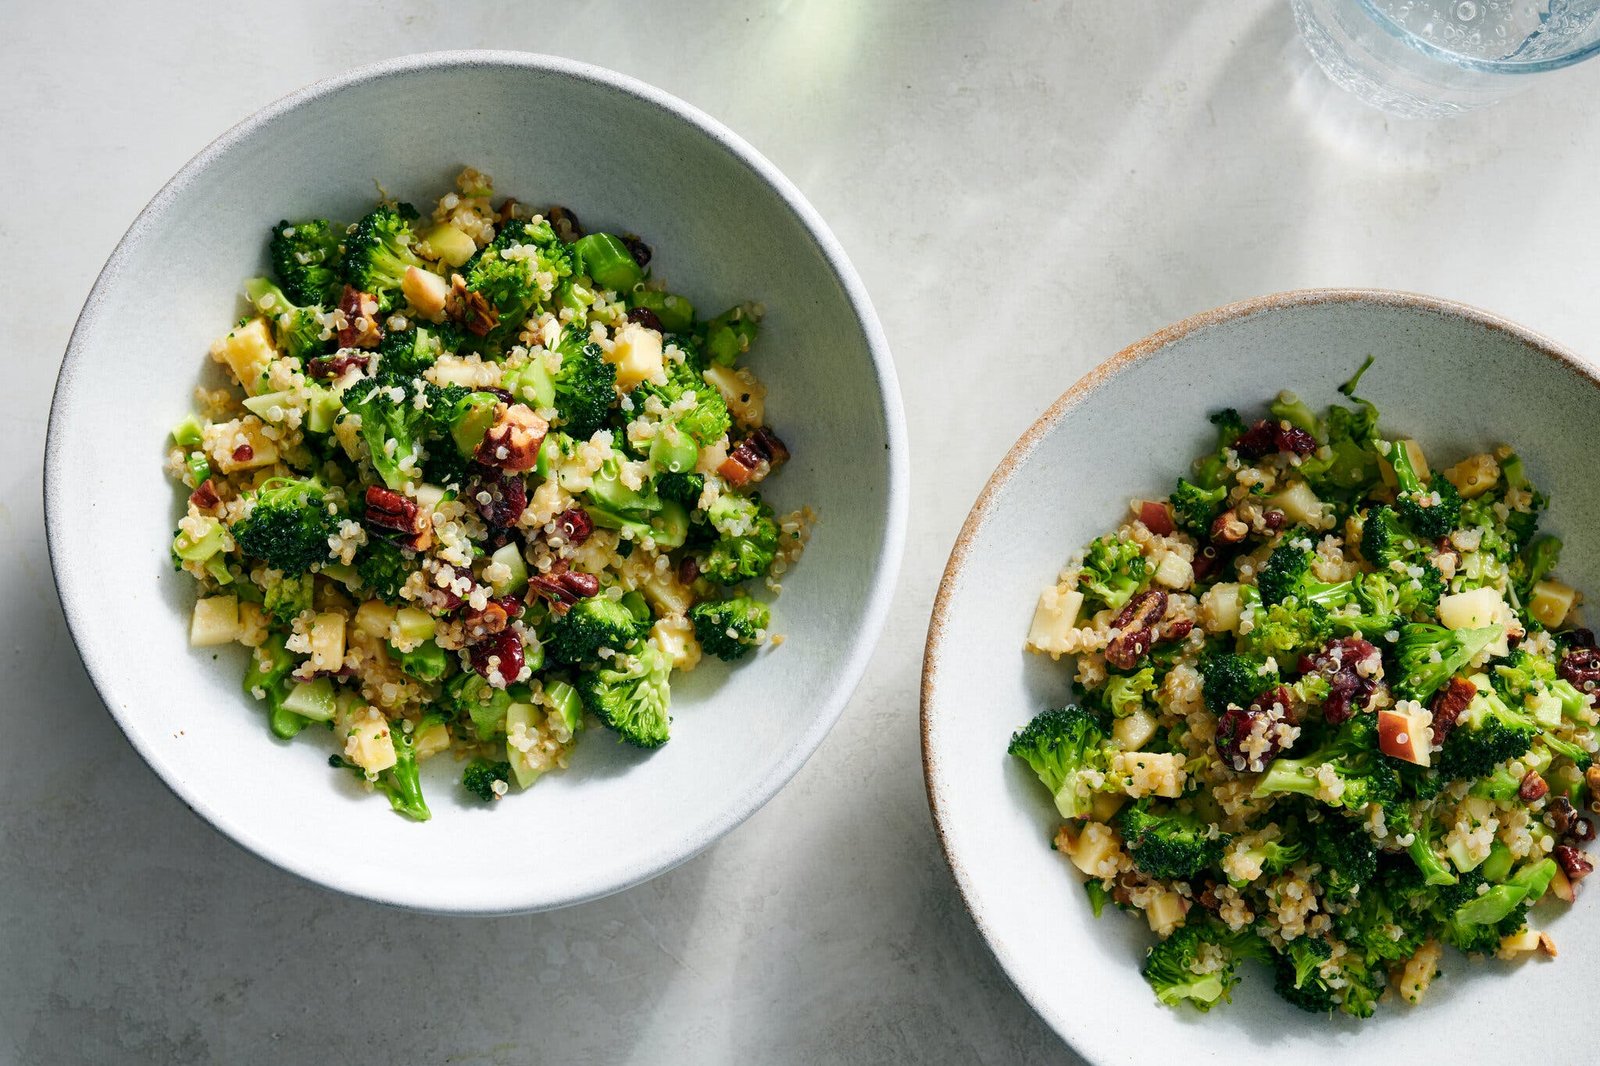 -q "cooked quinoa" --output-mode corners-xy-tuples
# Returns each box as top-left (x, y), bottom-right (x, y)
(1010, 360), (1599, 1018)
(168, 168), (811, 820)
